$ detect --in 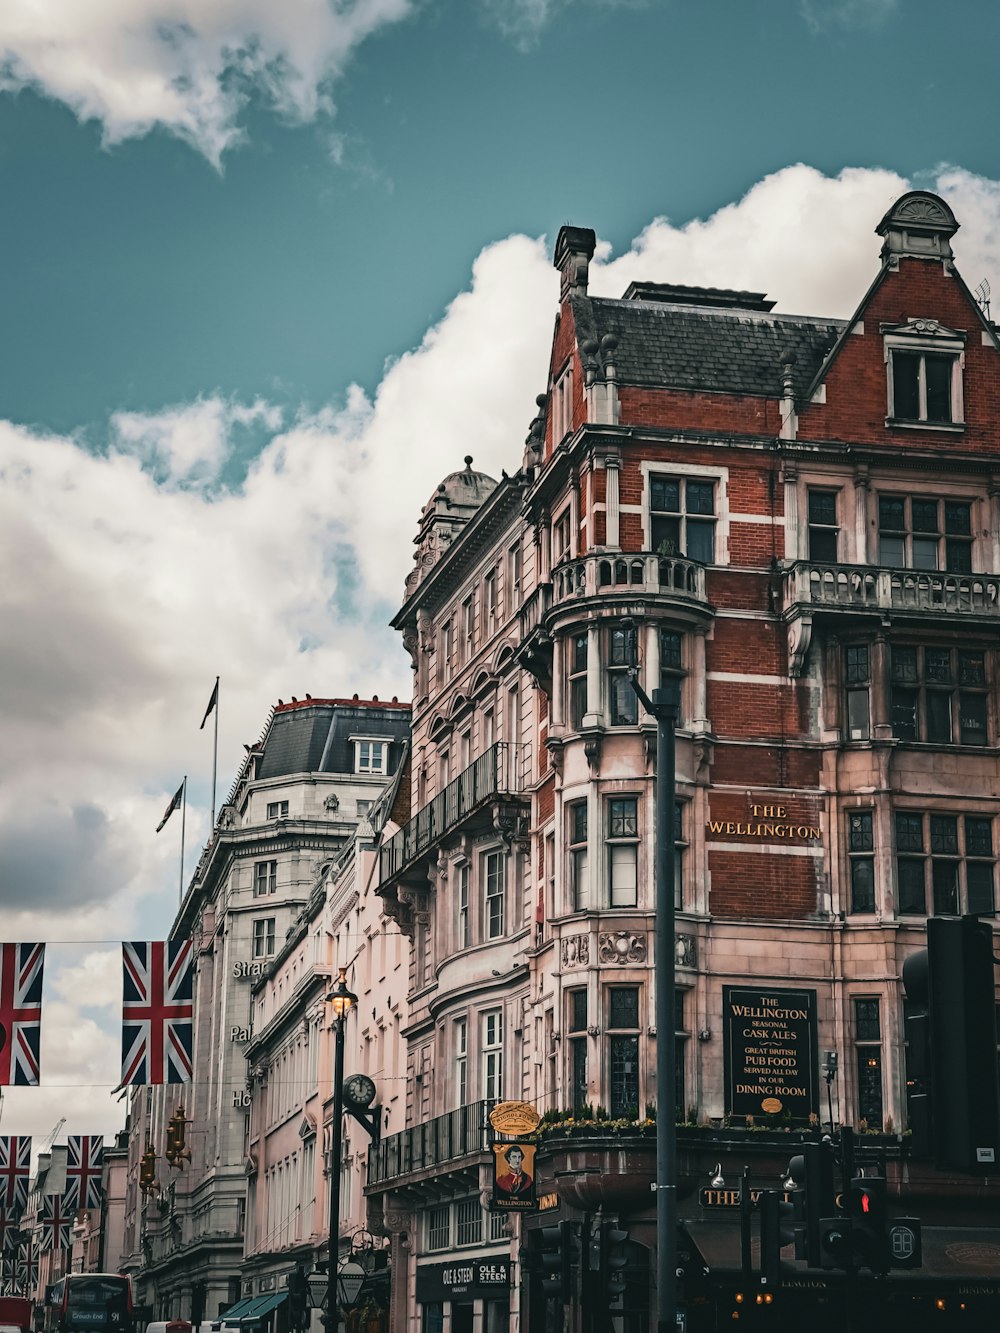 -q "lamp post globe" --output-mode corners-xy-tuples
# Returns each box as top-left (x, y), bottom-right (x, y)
(325, 967), (358, 1331)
